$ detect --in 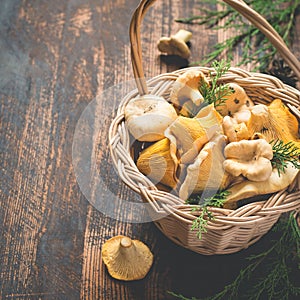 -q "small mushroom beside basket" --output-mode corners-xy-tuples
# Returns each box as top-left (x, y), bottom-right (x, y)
(109, 0), (300, 255)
